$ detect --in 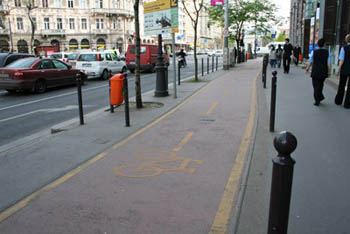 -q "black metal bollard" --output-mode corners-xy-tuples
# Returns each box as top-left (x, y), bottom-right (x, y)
(207, 56), (209, 74)
(109, 71), (114, 113)
(178, 63), (181, 85)
(202, 57), (204, 77)
(268, 131), (297, 234)
(212, 56), (214, 72)
(76, 73), (84, 125)
(270, 71), (277, 132)
(216, 56), (218, 71)
(263, 55), (269, 88)
(123, 73), (130, 127)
